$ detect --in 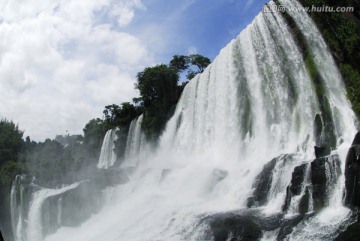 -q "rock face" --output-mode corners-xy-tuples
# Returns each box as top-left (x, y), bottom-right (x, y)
(311, 156), (340, 211)
(282, 163), (308, 213)
(209, 212), (262, 241)
(246, 158), (277, 207)
(207, 210), (314, 241)
(344, 131), (360, 208)
(0, 229), (4, 241)
(334, 212), (360, 241)
(247, 155), (295, 208)
(313, 114), (333, 157)
(283, 155), (341, 213)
